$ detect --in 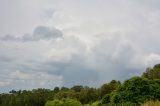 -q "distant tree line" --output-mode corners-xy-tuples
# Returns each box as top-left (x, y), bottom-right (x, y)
(0, 64), (160, 106)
